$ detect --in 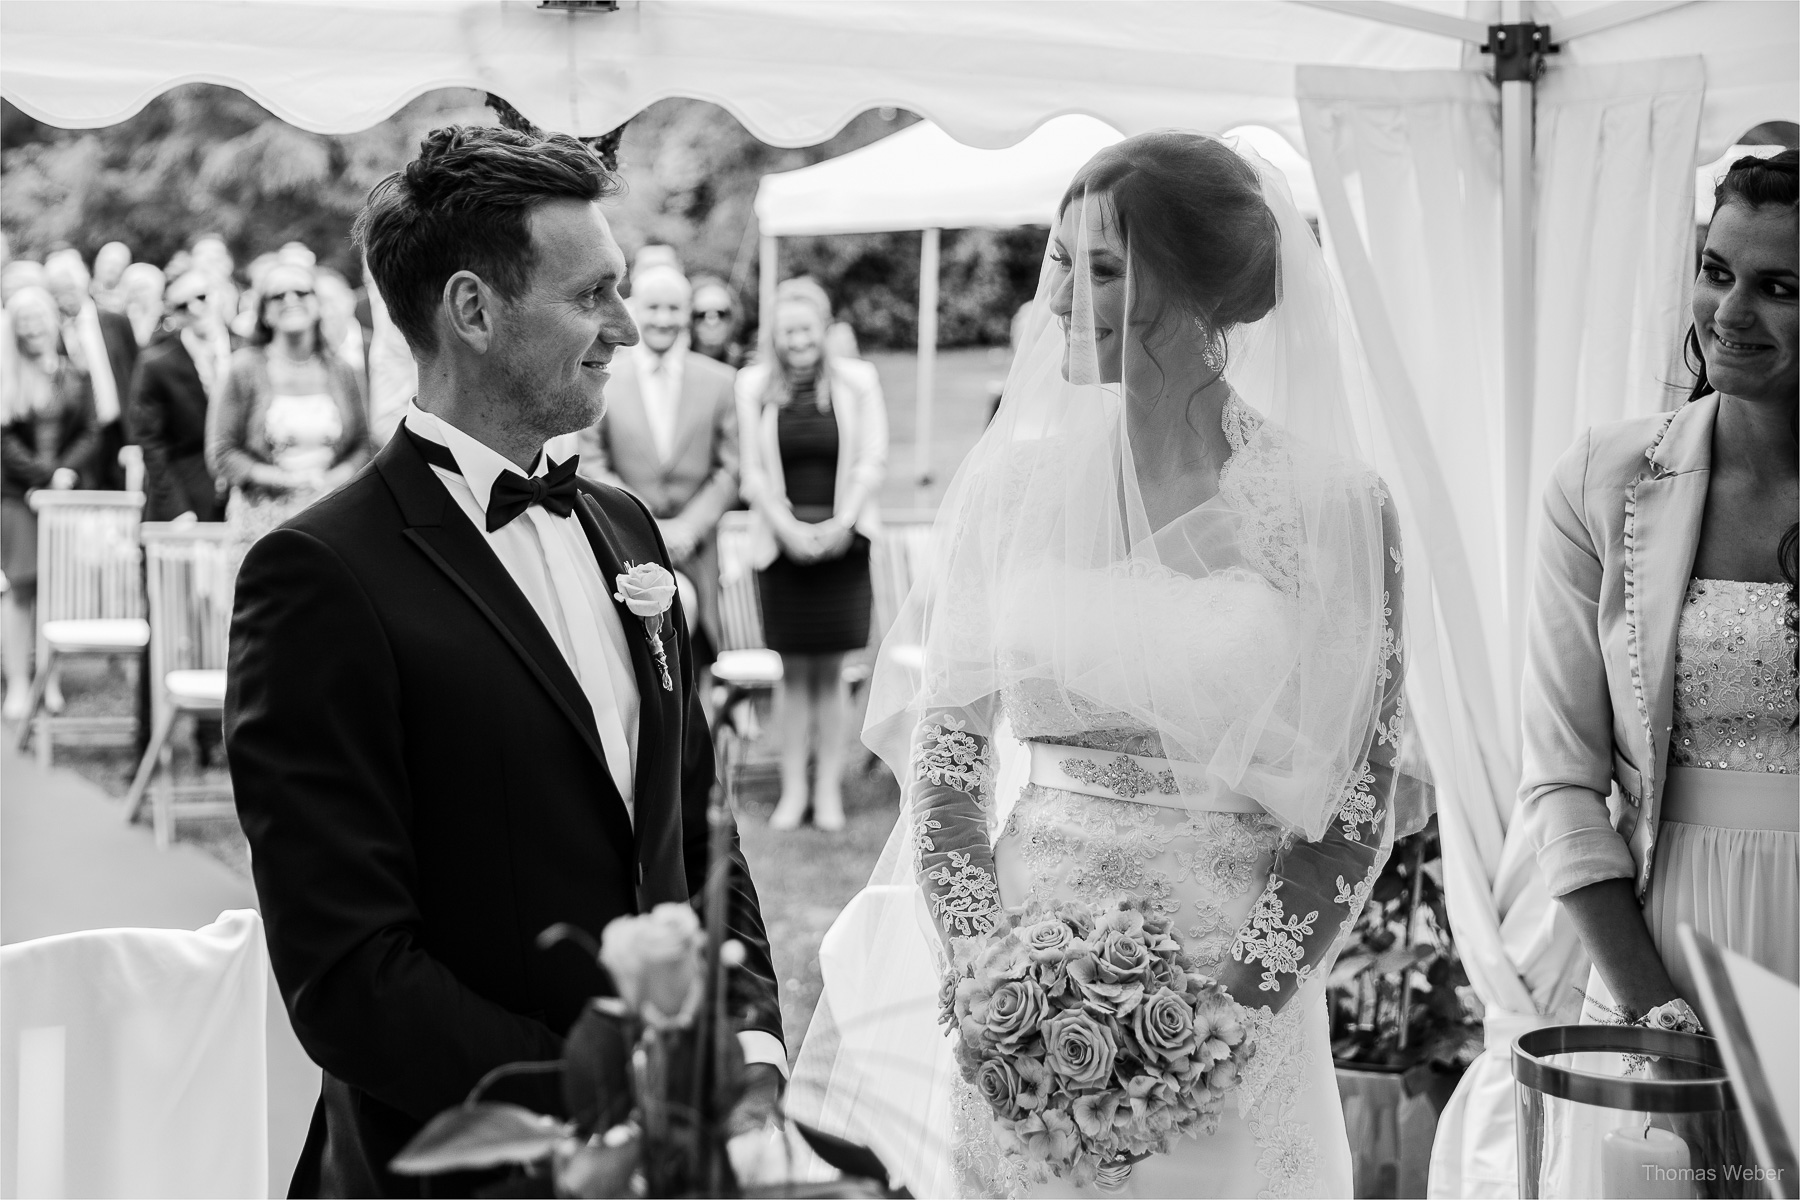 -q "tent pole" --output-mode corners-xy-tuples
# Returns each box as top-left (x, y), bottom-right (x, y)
(915, 227), (941, 491)
(1499, 0), (1535, 672)
(758, 234), (777, 353)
